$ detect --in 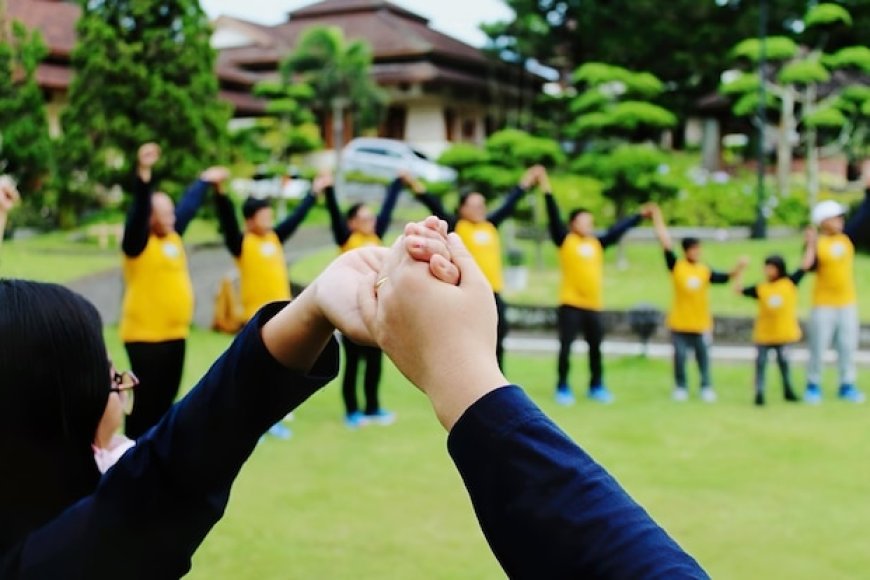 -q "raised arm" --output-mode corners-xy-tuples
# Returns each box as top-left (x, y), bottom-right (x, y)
(324, 185), (350, 246)
(366, 232), (707, 579)
(598, 203), (654, 249)
(213, 191), (243, 258)
(375, 178), (403, 239)
(122, 143), (160, 257)
(487, 166), (539, 228)
(449, 387), (708, 578)
(538, 168), (567, 246)
(651, 204), (673, 252)
(401, 172), (456, 230)
(712, 256), (749, 285)
(0, 176), (20, 253)
(844, 186), (870, 243)
(274, 178), (322, 244)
